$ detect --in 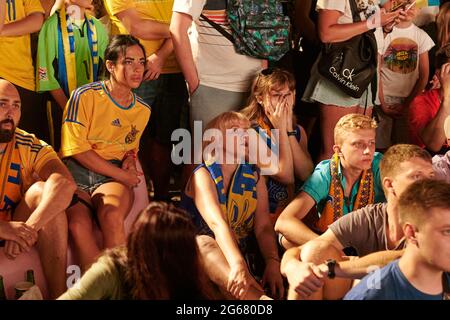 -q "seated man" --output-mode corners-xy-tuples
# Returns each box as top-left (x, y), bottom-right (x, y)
(432, 116), (450, 182)
(280, 144), (435, 300)
(345, 179), (450, 300)
(0, 79), (76, 299)
(275, 114), (385, 248)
